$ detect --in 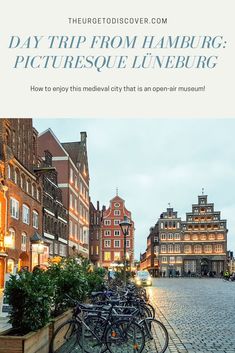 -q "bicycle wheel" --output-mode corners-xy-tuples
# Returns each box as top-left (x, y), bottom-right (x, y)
(145, 303), (155, 318)
(79, 315), (108, 353)
(50, 319), (81, 353)
(105, 319), (145, 353)
(139, 318), (168, 353)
